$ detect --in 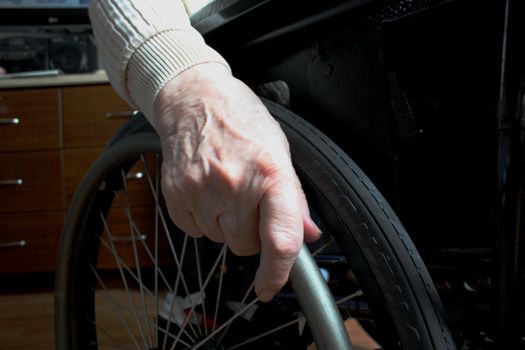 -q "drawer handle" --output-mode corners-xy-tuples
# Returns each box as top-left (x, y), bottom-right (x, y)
(0, 178), (23, 186)
(0, 117), (20, 125)
(126, 172), (144, 180)
(0, 240), (26, 248)
(105, 110), (138, 119)
(111, 234), (147, 242)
